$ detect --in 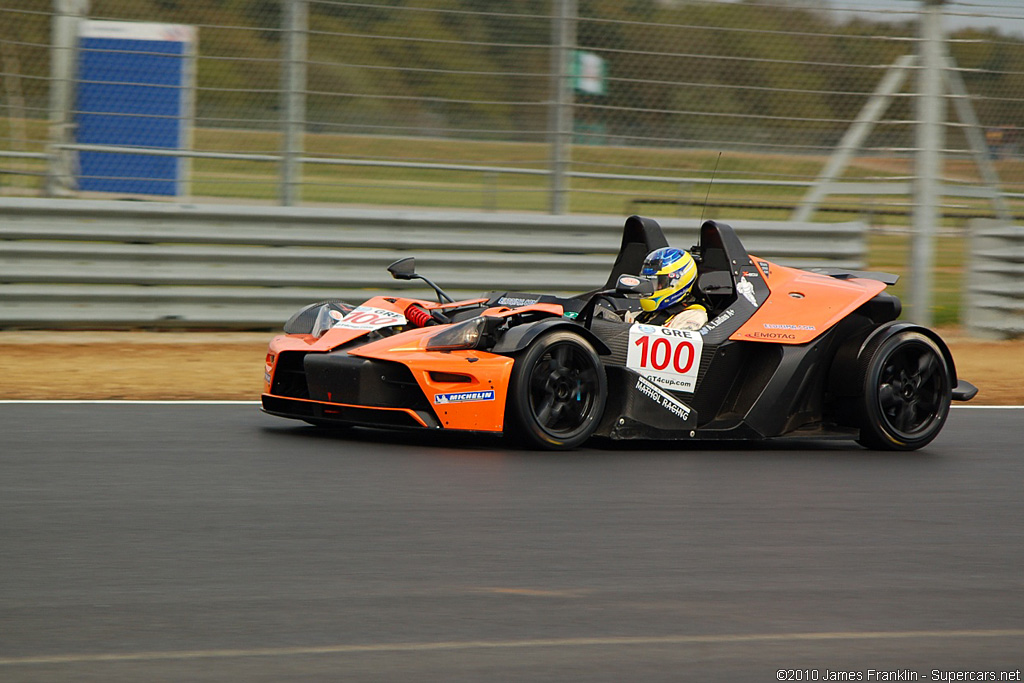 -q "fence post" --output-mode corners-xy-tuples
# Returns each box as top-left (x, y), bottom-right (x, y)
(910, 0), (945, 327)
(281, 0), (307, 207)
(548, 0), (575, 215)
(46, 0), (88, 196)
